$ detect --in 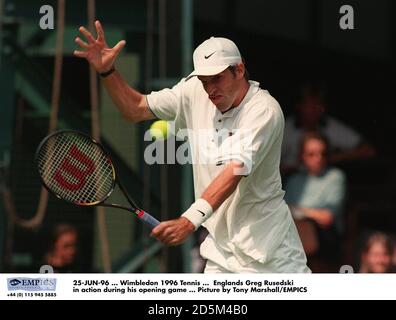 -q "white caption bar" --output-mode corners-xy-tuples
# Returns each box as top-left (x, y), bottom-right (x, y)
(1, 273), (396, 300)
